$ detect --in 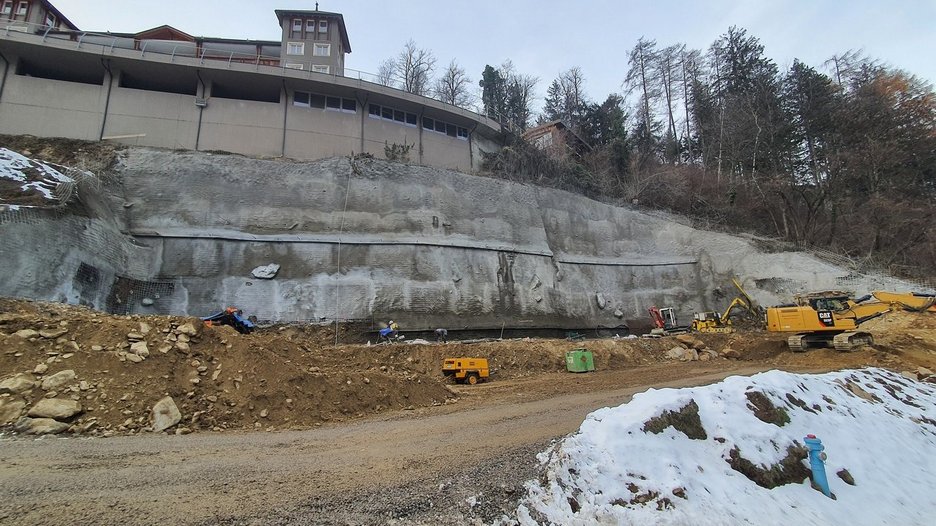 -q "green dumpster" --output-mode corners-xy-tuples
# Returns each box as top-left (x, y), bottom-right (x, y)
(565, 349), (595, 373)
